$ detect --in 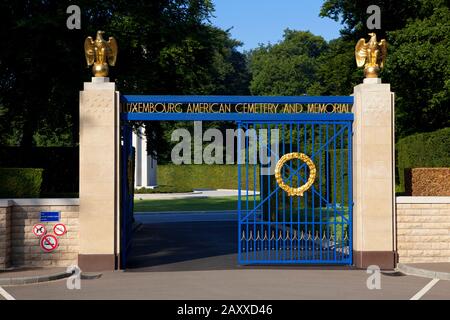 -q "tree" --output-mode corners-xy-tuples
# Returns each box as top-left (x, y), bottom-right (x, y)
(316, 38), (362, 96)
(0, 0), (249, 149)
(320, 0), (450, 138)
(320, 0), (424, 39)
(248, 30), (328, 96)
(385, 5), (450, 137)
